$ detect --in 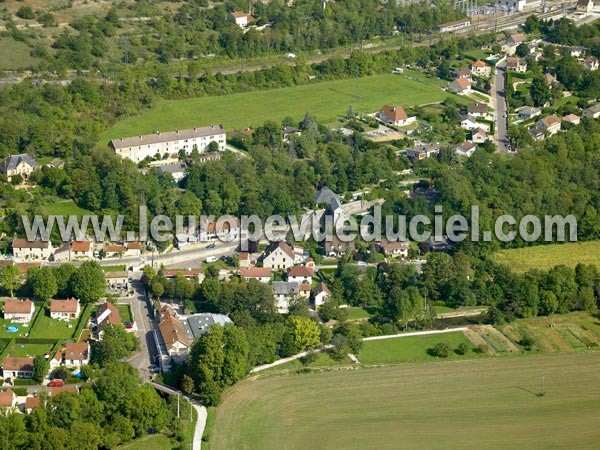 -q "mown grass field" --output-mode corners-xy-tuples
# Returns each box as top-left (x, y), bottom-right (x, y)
(211, 352), (600, 450)
(358, 331), (476, 364)
(494, 241), (600, 273)
(100, 73), (455, 142)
